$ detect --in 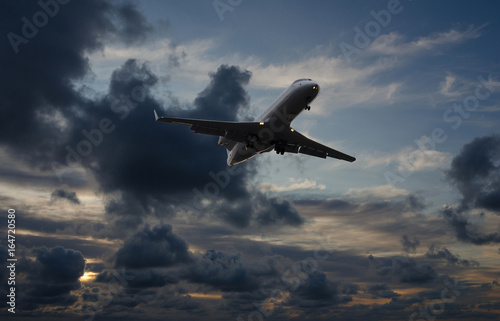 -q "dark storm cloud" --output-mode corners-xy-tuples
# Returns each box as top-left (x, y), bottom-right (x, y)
(78, 61), (252, 202)
(1, 0), (305, 230)
(294, 197), (446, 243)
(193, 64), (252, 121)
(47, 57), (300, 229)
(441, 206), (500, 245)
(209, 189), (304, 228)
(215, 198), (255, 228)
(255, 196), (304, 226)
(96, 268), (177, 289)
(425, 244), (479, 267)
(98, 225), (283, 293)
(95, 225), (358, 313)
(0, 0), (151, 166)
(181, 249), (289, 294)
(369, 255), (437, 284)
(480, 280), (499, 290)
(18, 246), (85, 308)
(401, 234), (420, 254)
(113, 2), (153, 45)
(407, 193), (426, 210)
(14, 210), (70, 234)
(182, 249), (259, 292)
(288, 270), (352, 307)
(18, 234), (111, 260)
(340, 282), (360, 295)
(50, 187), (80, 204)
(446, 134), (500, 212)
(114, 224), (191, 269)
(440, 135), (500, 245)
(366, 283), (400, 299)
